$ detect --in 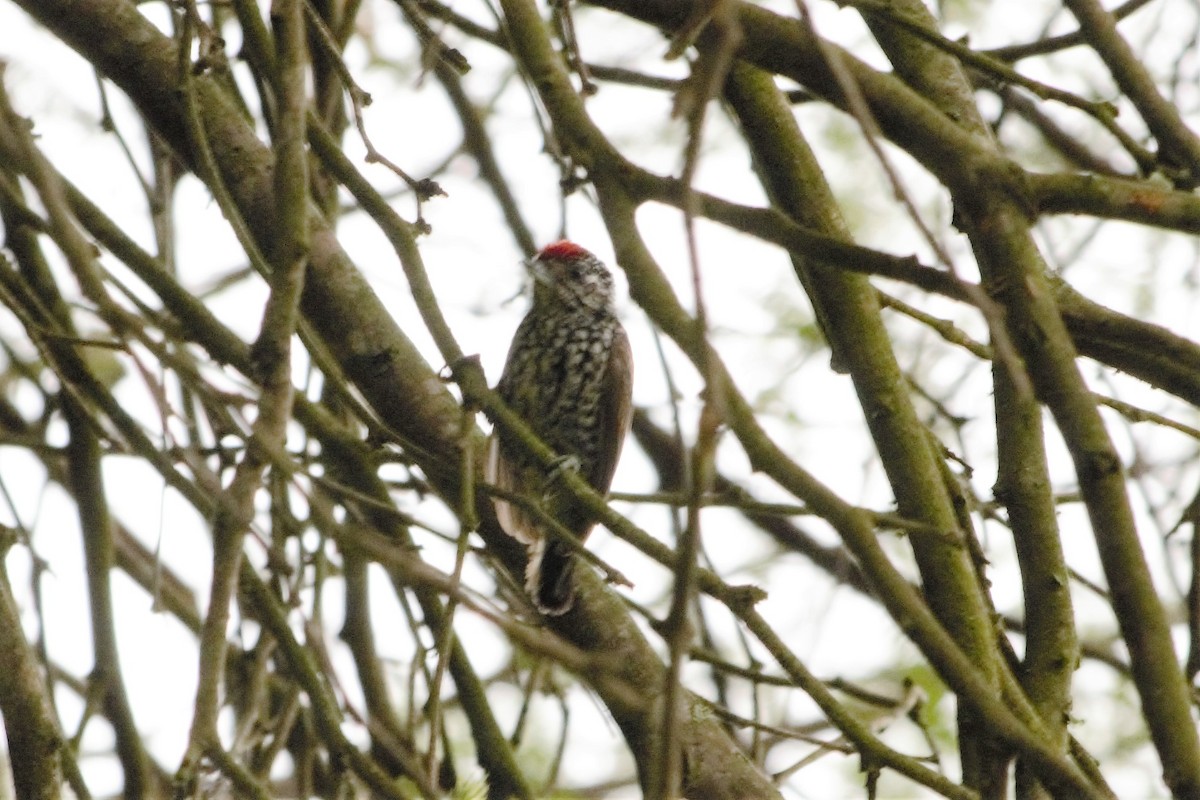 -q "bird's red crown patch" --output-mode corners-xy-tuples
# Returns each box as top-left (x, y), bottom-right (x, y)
(539, 240), (590, 261)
